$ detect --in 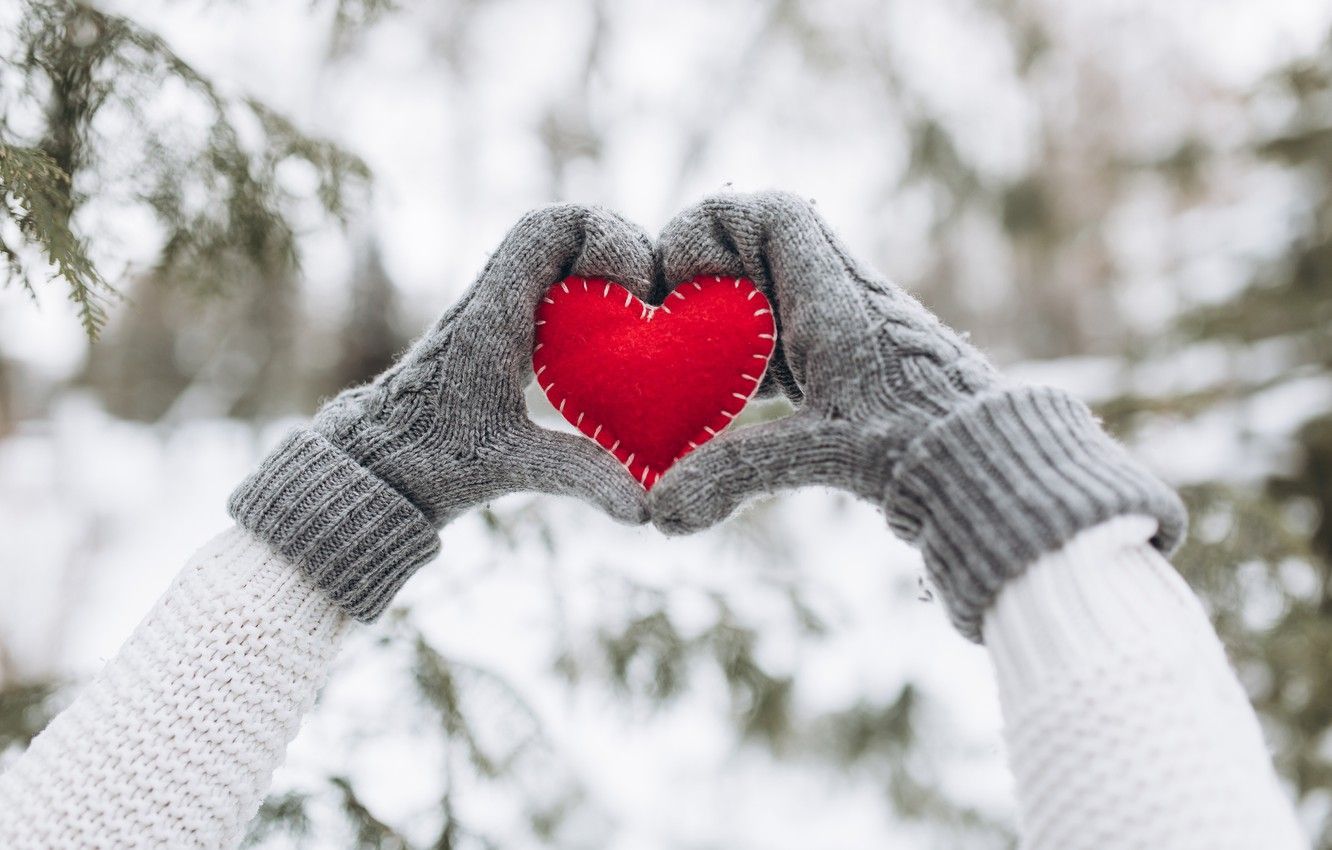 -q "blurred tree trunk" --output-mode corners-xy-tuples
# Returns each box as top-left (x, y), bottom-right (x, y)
(0, 352), (12, 438)
(228, 262), (300, 420)
(83, 256), (303, 422)
(83, 274), (191, 421)
(335, 236), (402, 389)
